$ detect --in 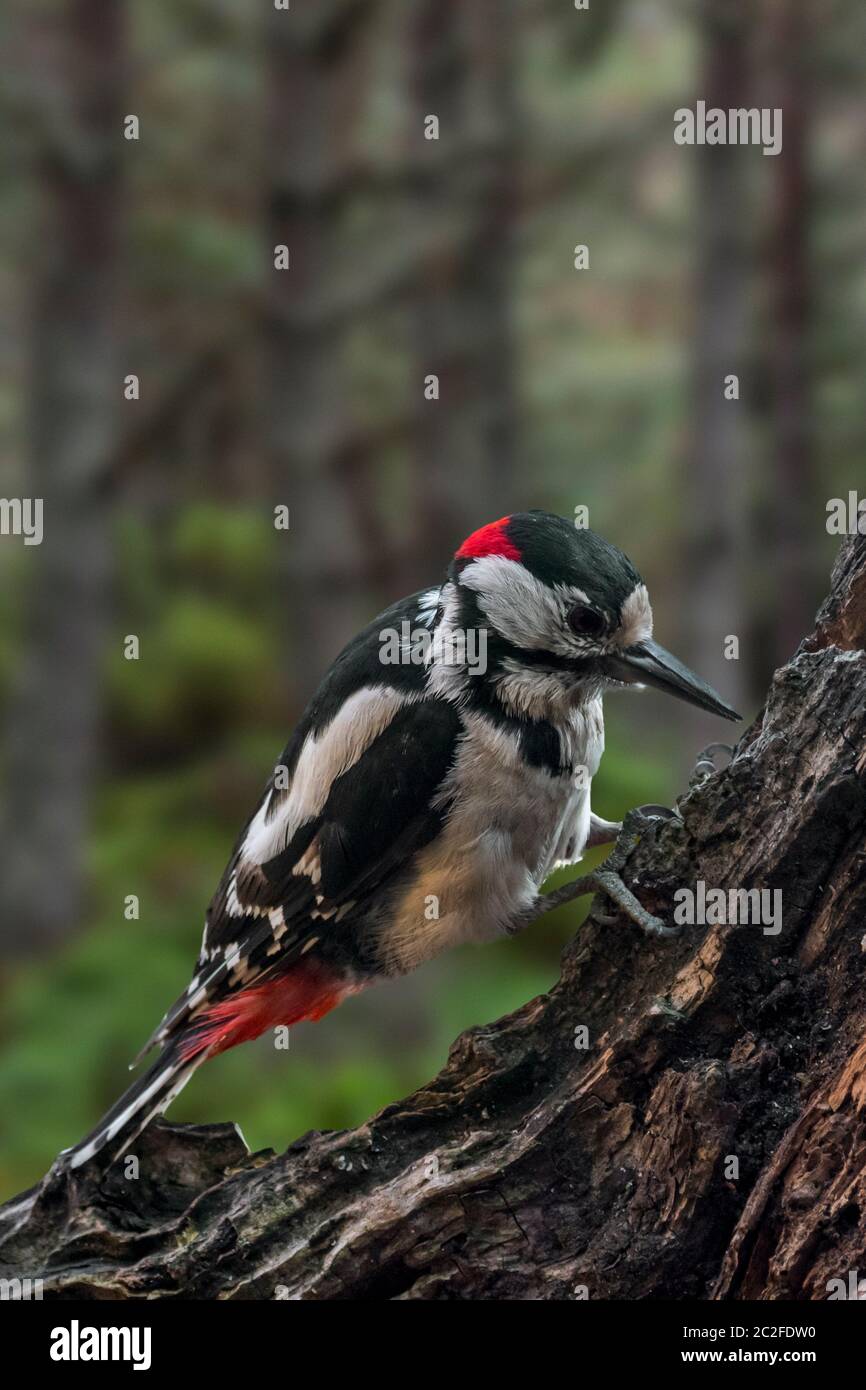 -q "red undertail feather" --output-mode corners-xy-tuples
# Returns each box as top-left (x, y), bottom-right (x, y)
(181, 964), (349, 1061)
